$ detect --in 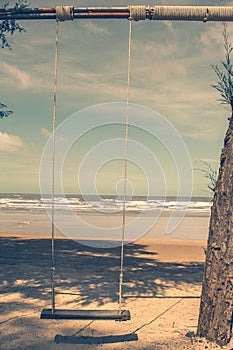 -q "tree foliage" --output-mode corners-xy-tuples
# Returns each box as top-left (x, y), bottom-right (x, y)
(196, 161), (217, 194)
(212, 24), (233, 110)
(0, 1), (27, 48)
(0, 1), (27, 118)
(0, 102), (13, 119)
